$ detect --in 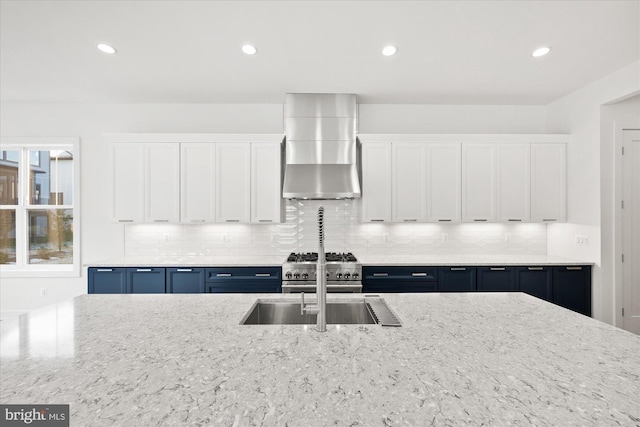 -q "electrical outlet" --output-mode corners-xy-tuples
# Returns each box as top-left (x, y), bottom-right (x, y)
(40, 288), (47, 297)
(575, 235), (590, 245)
(222, 233), (228, 242)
